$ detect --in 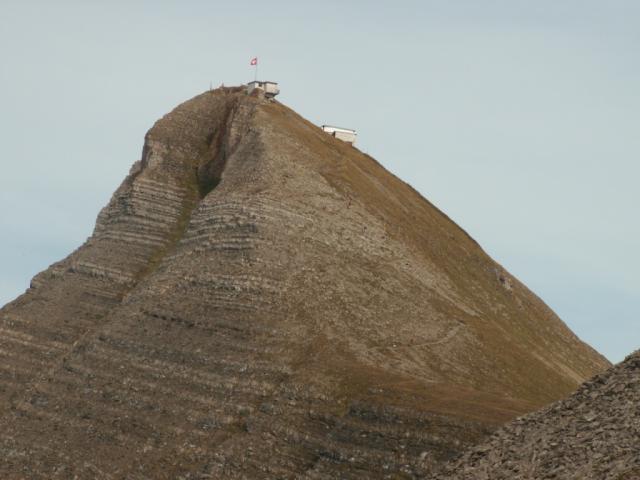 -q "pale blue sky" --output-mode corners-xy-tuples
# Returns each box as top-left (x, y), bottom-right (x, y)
(0, 1), (637, 362)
